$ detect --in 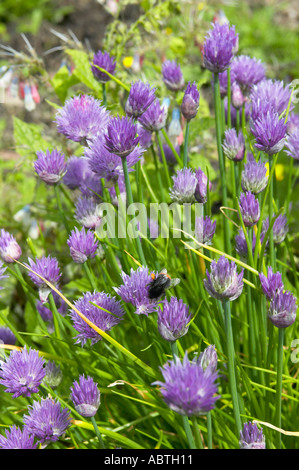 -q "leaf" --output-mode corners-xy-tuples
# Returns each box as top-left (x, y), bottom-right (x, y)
(65, 49), (102, 95)
(50, 65), (79, 102)
(13, 116), (52, 158)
